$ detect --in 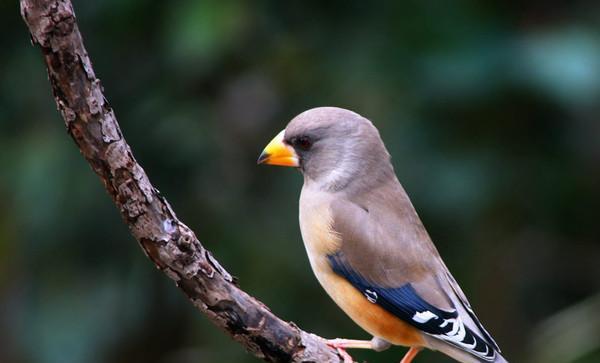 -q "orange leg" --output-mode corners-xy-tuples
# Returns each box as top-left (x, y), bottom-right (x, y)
(400, 347), (422, 363)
